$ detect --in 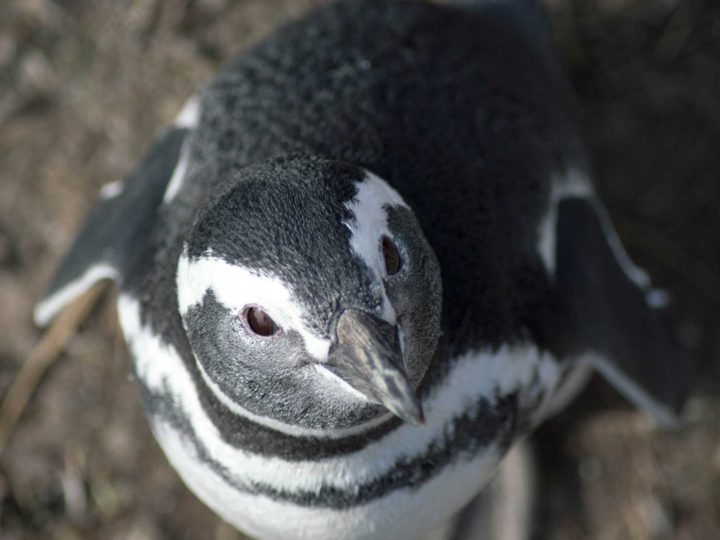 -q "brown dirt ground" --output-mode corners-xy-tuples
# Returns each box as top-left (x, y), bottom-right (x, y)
(1, 1), (718, 539)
